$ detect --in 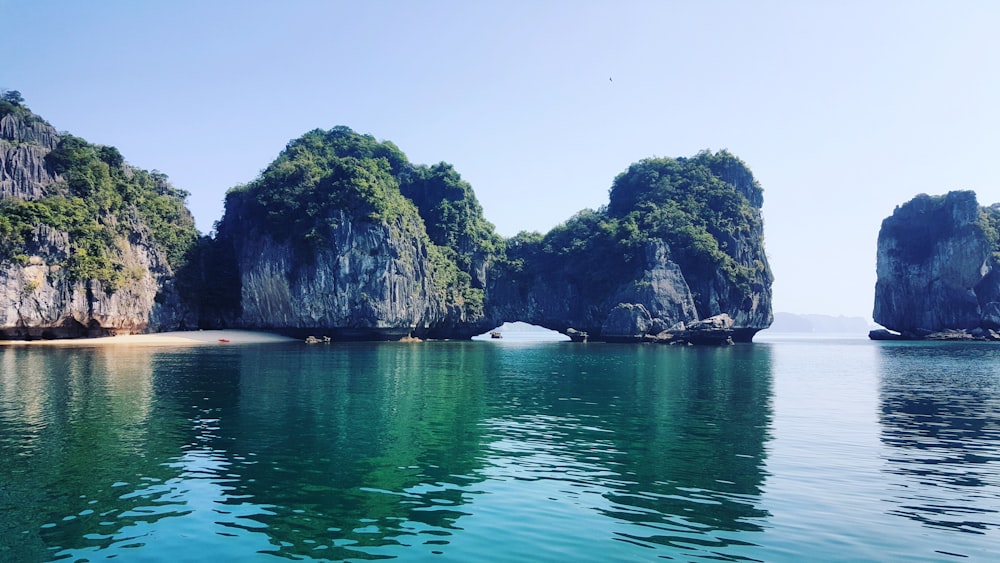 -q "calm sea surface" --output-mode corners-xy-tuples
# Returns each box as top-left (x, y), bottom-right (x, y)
(0, 335), (997, 562)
